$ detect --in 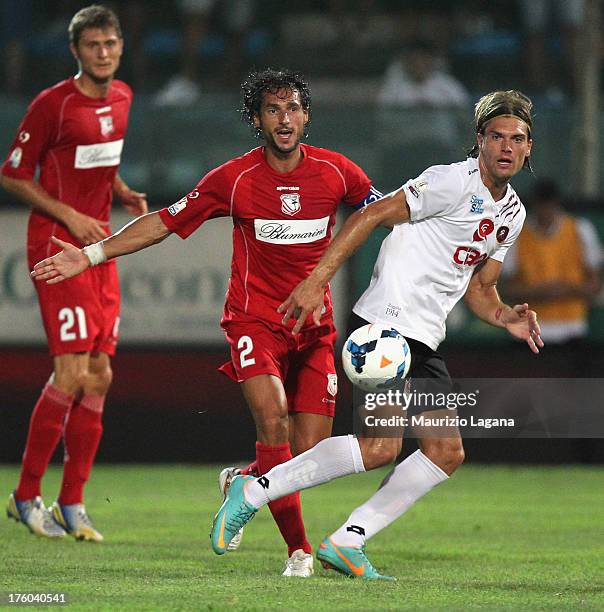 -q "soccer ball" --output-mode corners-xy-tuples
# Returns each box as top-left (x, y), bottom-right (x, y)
(342, 323), (412, 392)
